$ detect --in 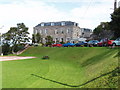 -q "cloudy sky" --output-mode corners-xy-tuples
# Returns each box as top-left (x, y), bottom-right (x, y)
(0, 0), (117, 36)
